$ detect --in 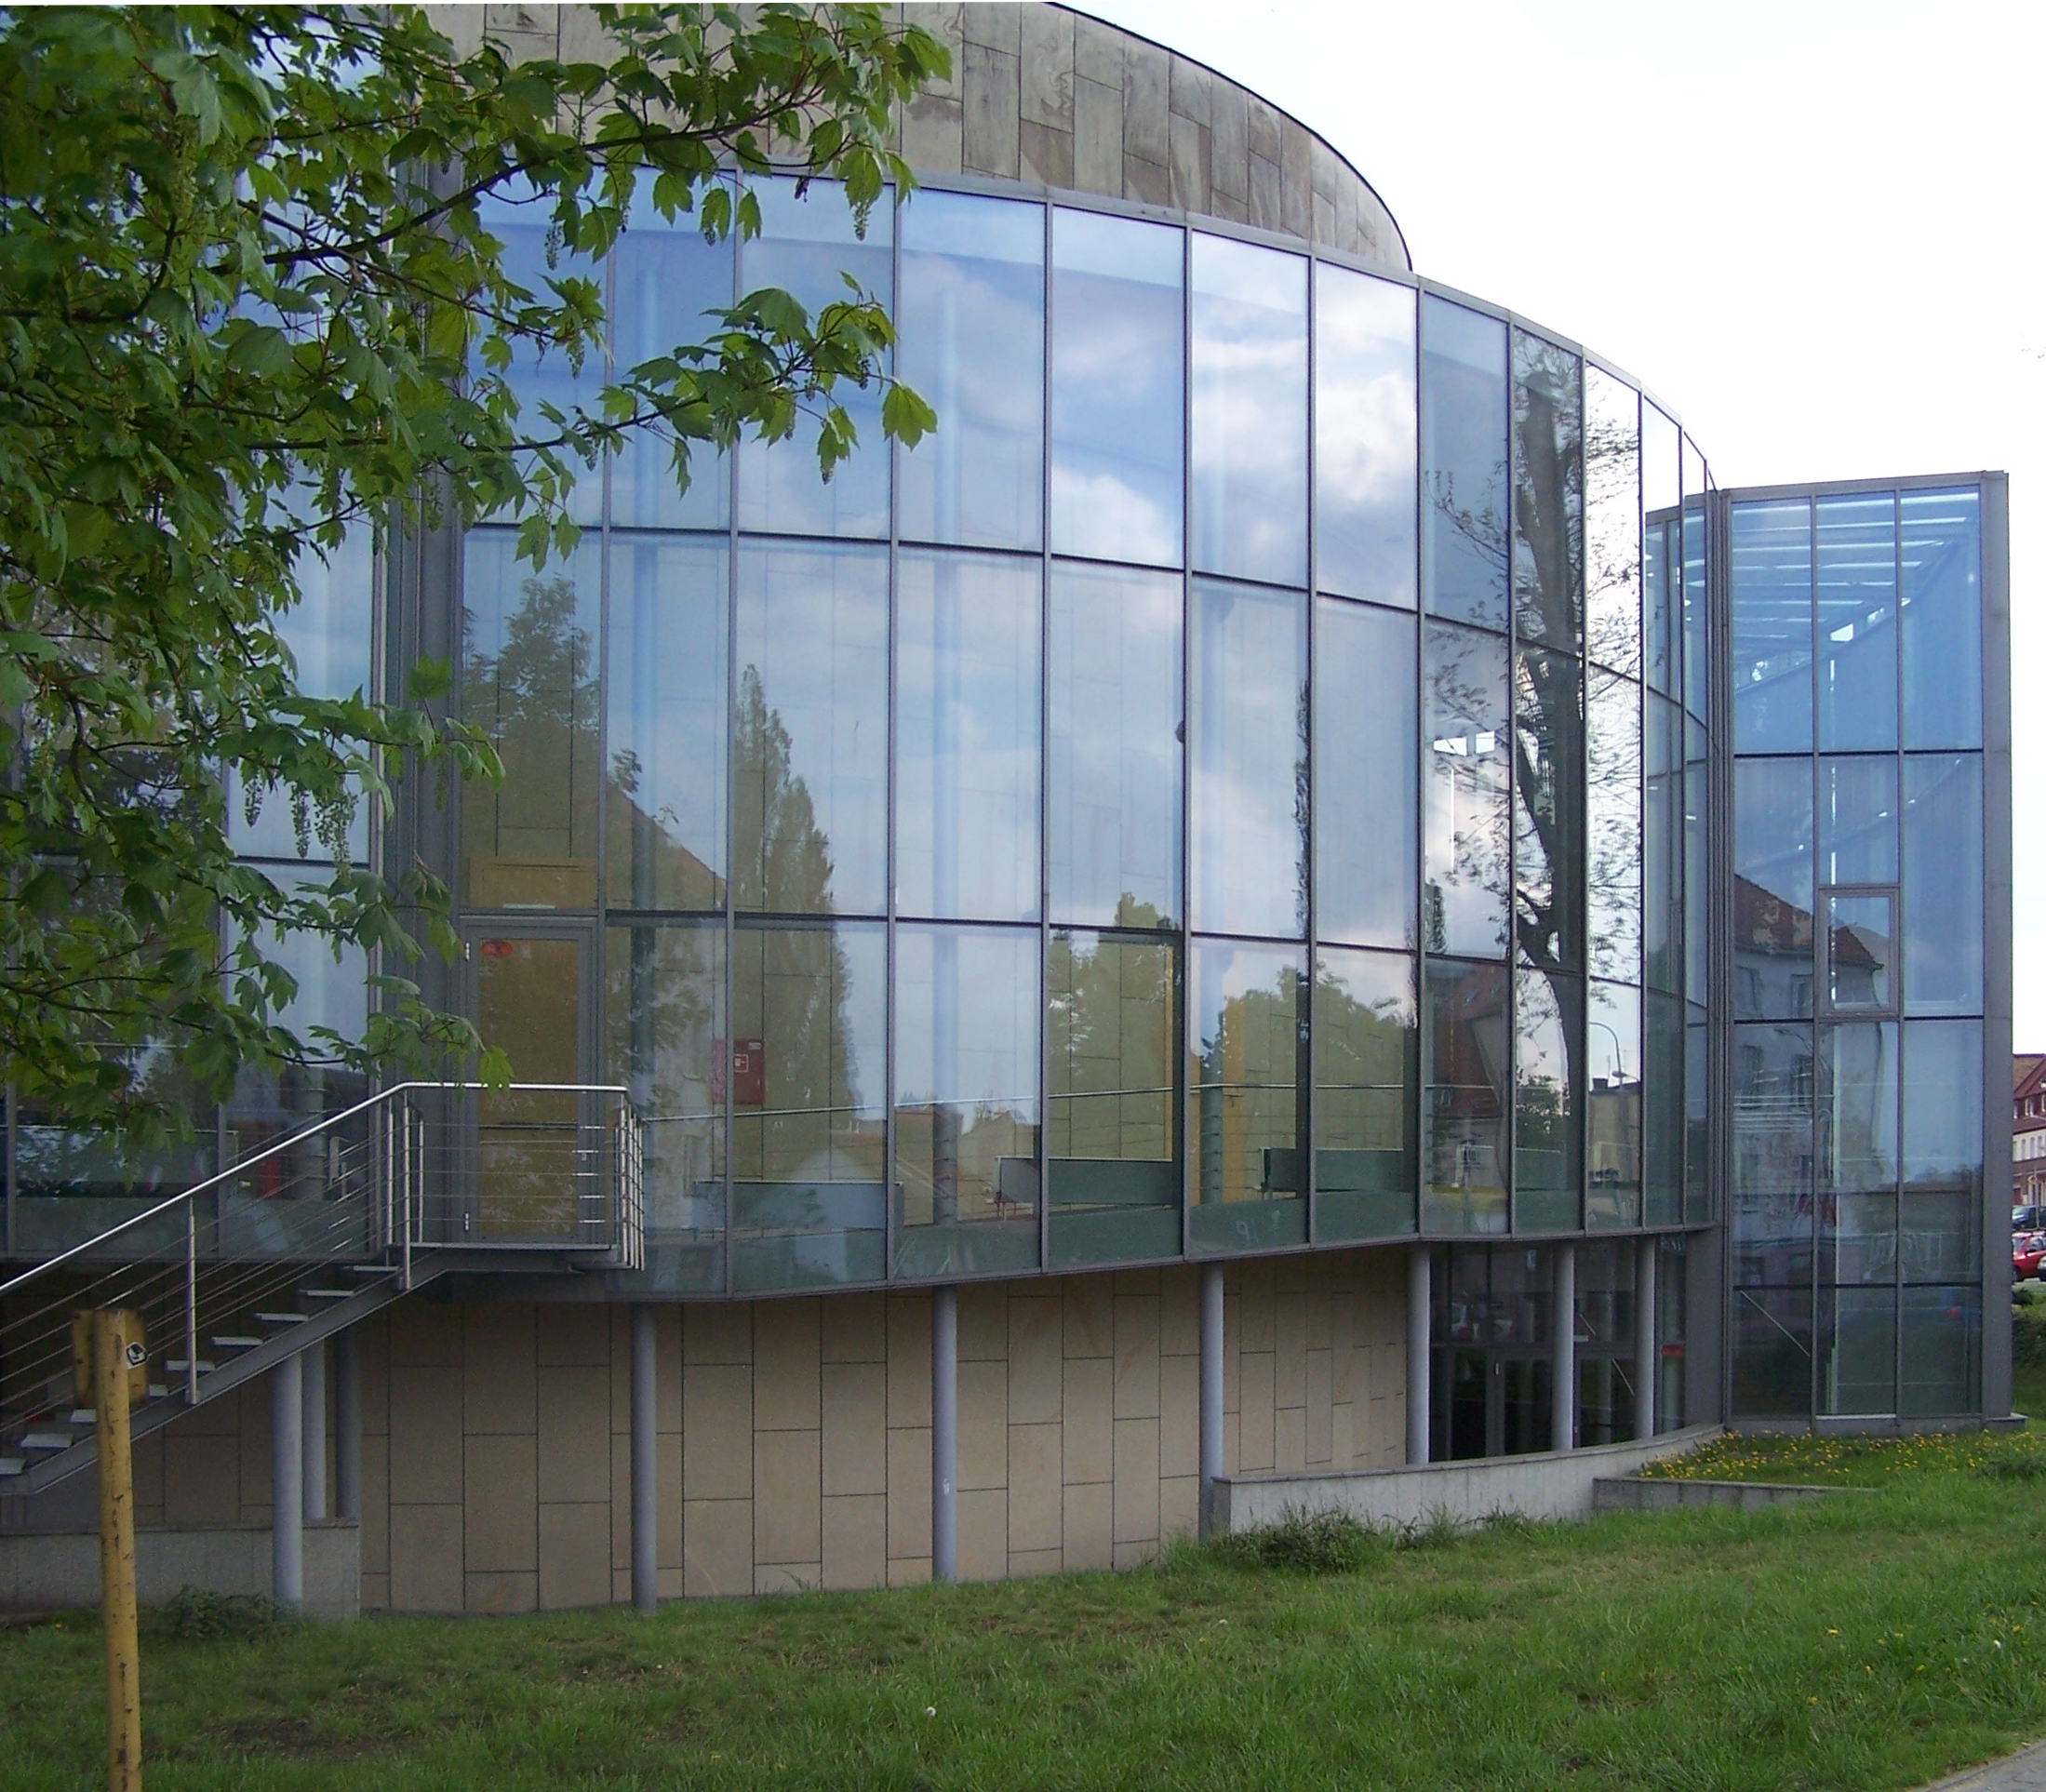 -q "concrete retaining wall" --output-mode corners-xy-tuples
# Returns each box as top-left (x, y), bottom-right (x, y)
(1593, 1476), (1871, 1513)
(0, 1520), (359, 1621)
(1212, 1424), (1722, 1531)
